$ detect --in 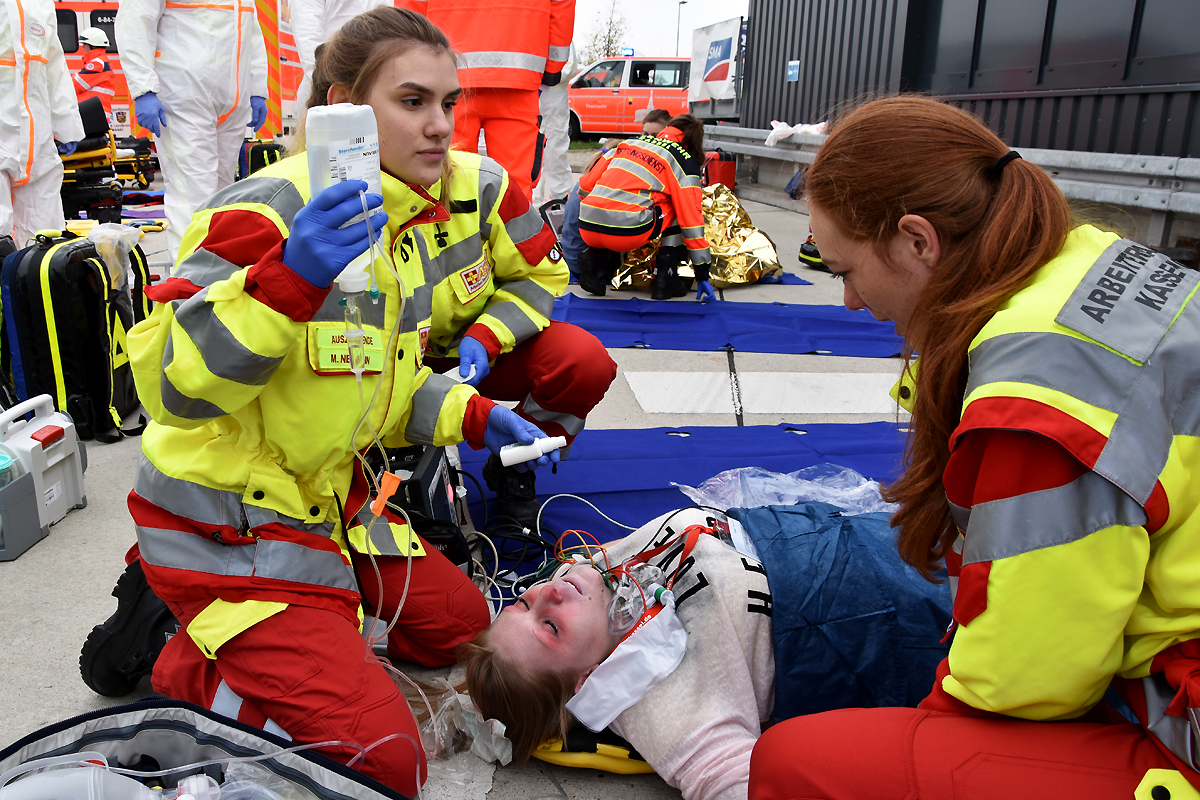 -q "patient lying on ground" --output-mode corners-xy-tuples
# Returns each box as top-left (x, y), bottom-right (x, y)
(460, 508), (774, 800)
